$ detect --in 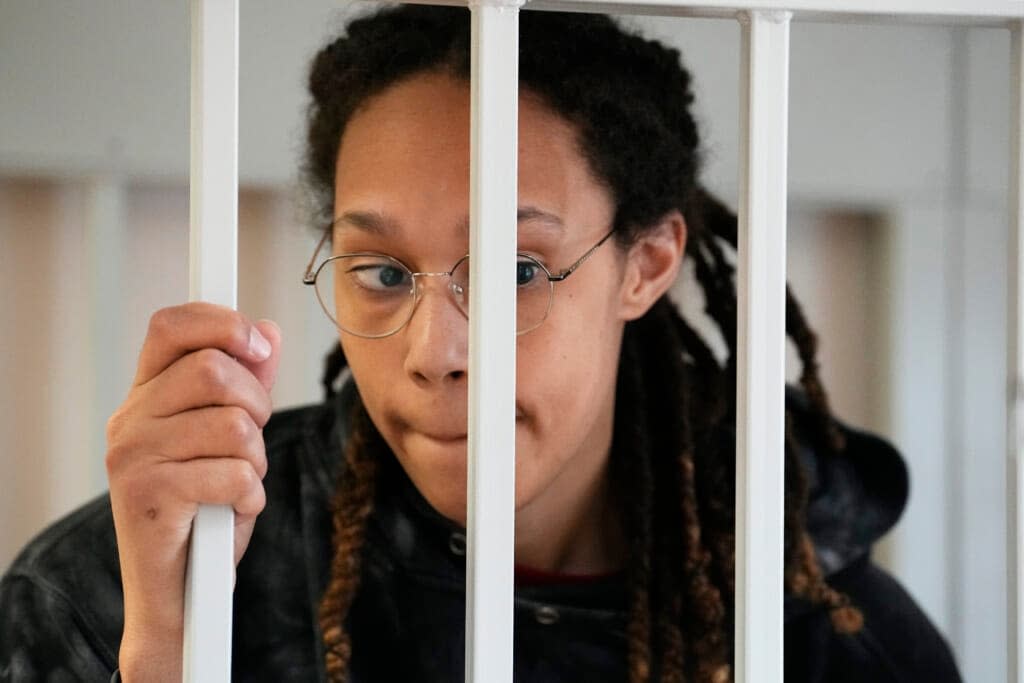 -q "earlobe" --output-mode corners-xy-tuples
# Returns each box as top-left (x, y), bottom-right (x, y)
(619, 212), (687, 321)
